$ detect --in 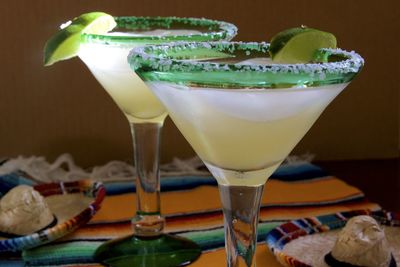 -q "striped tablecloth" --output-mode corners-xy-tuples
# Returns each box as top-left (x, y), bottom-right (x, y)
(0, 163), (380, 266)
